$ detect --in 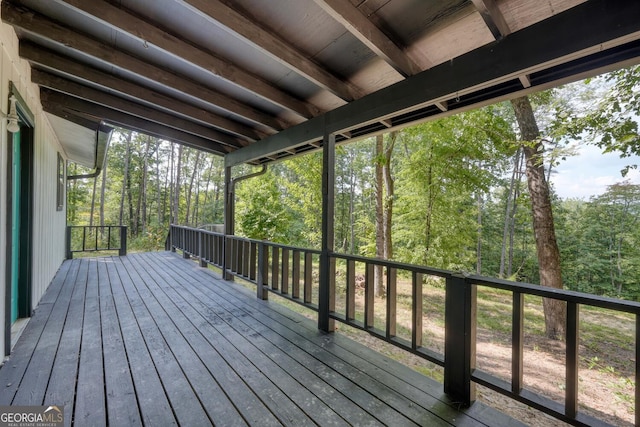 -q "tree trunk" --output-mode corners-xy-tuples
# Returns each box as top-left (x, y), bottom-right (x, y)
(383, 132), (396, 260)
(173, 144), (183, 224)
(139, 135), (151, 233)
(185, 151), (200, 225)
(157, 140), (163, 224)
(119, 131), (132, 226)
(99, 157), (108, 228)
(89, 176), (97, 227)
(374, 134), (385, 297)
(511, 96), (565, 340)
